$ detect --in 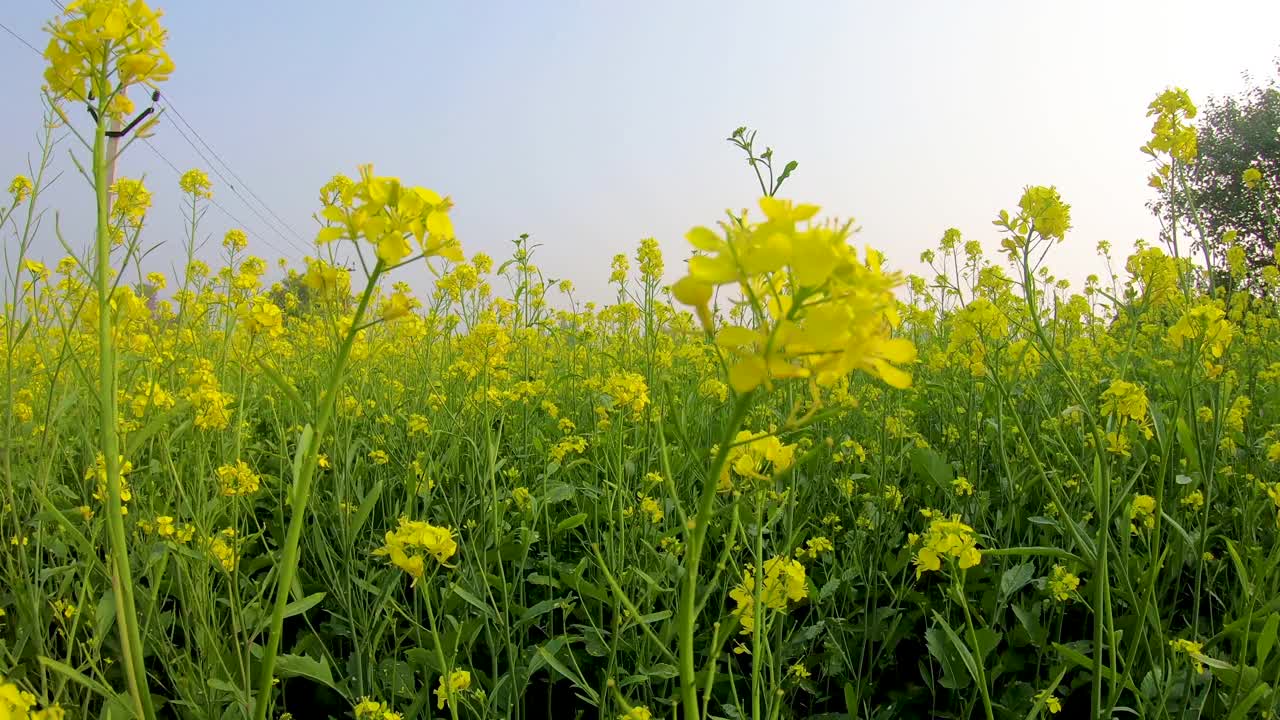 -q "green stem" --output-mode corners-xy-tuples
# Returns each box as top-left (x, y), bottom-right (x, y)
(957, 573), (994, 720)
(678, 392), (753, 720)
(423, 586), (461, 720)
(750, 492), (765, 720)
(251, 261), (385, 720)
(94, 95), (157, 720)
